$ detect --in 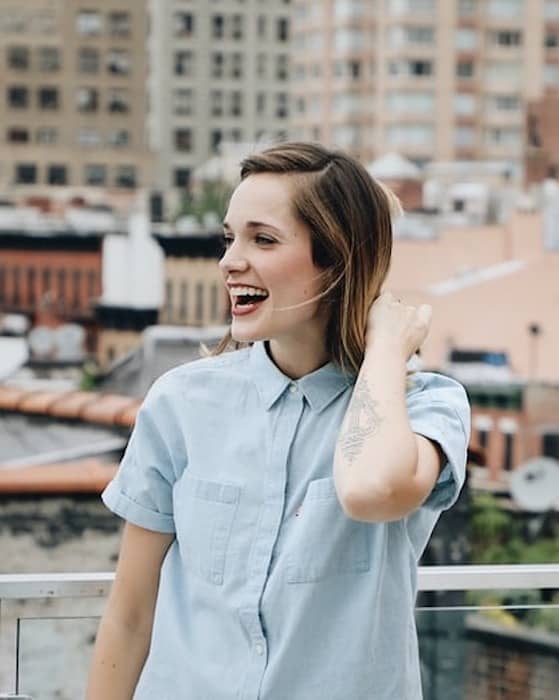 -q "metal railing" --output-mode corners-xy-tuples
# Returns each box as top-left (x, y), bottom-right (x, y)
(1, 564), (558, 698)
